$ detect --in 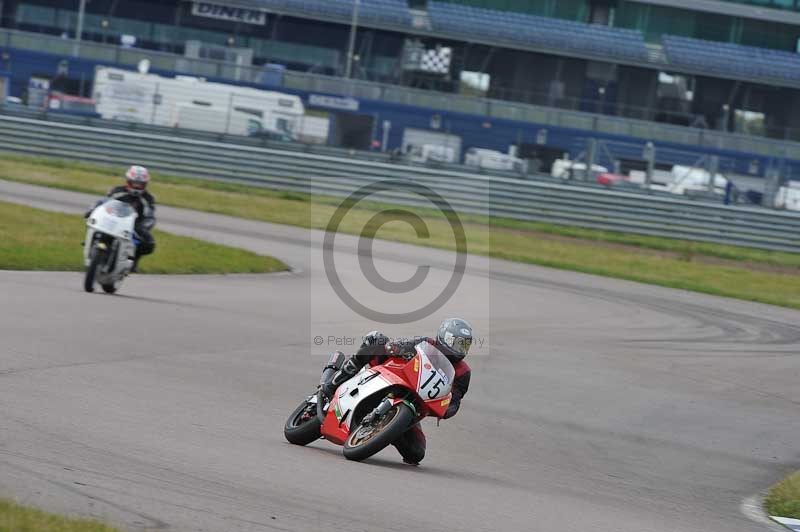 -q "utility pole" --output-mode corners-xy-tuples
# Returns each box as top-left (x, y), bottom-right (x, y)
(344, 0), (360, 79)
(585, 139), (597, 182)
(643, 141), (655, 192)
(73, 0), (87, 56)
(707, 155), (720, 193)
